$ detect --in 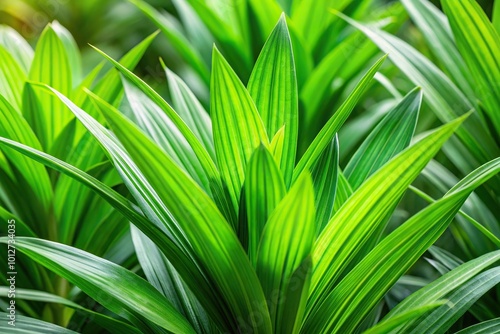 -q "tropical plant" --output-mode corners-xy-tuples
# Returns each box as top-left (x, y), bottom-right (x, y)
(0, 21), (161, 328)
(129, 0), (411, 152)
(339, 0), (500, 258)
(1, 11), (500, 333)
